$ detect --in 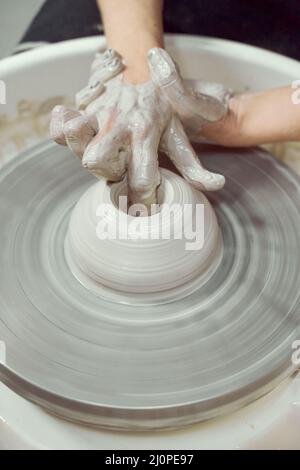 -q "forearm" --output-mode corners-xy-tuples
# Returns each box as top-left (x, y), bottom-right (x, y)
(238, 87), (300, 144)
(204, 86), (300, 147)
(97, 0), (164, 83)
